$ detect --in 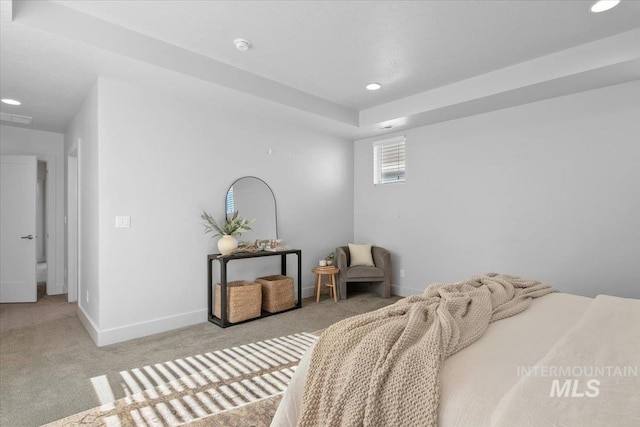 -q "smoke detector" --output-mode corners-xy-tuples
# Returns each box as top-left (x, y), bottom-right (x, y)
(234, 38), (251, 51)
